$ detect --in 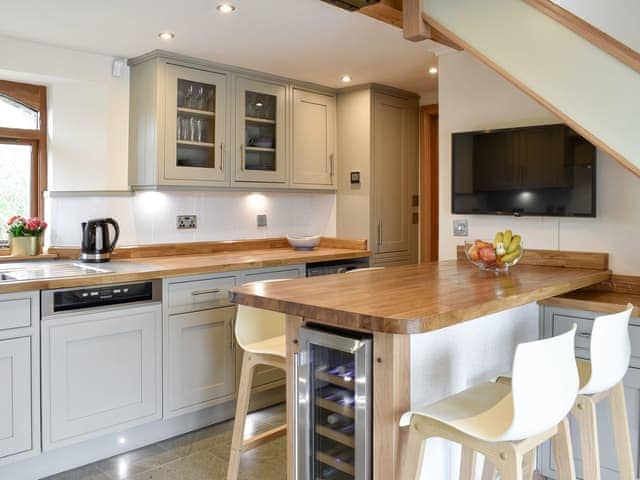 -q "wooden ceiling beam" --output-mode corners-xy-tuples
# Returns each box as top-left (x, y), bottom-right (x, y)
(359, 0), (462, 50)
